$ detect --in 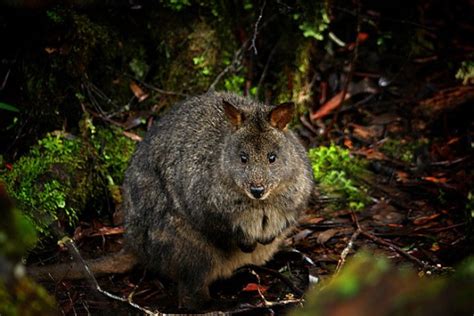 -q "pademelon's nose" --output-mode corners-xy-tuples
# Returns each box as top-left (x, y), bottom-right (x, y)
(250, 185), (265, 199)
